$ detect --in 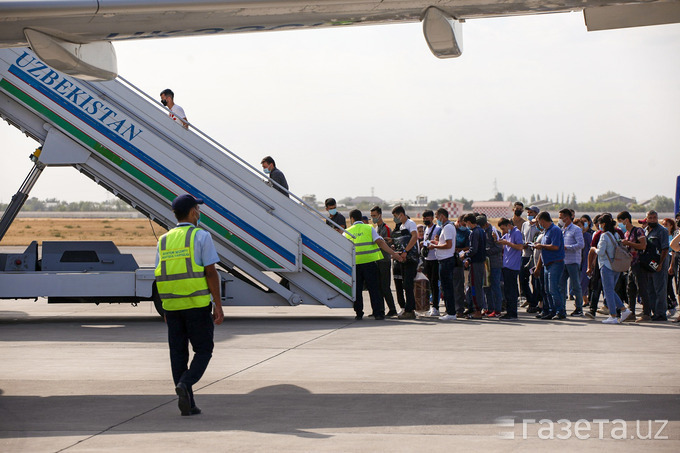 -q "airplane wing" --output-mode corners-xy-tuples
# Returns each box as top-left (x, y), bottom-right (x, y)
(1, 0), (678, 80)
